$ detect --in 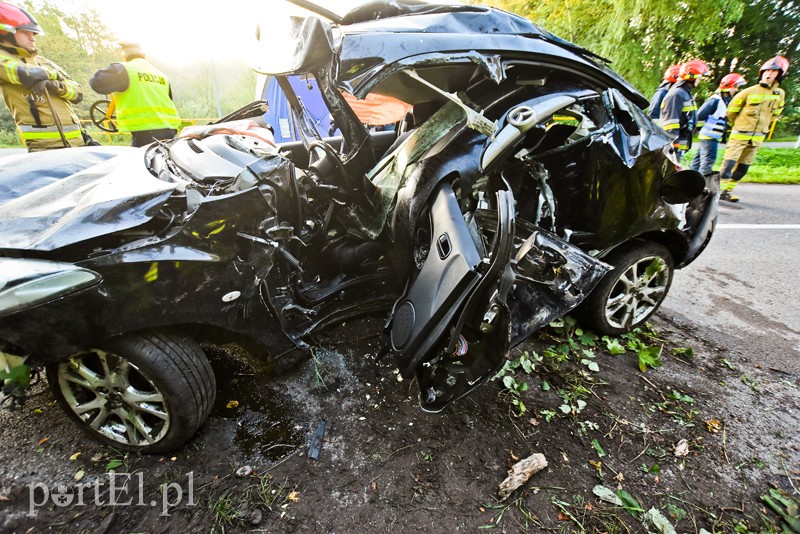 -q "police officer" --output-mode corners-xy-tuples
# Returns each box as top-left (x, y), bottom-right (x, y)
(659, 60), (710, 161)
(90, 42), (181, 147)
(690, 73), (746, 176)
(718, 56), (788, 202)
(0, 2), (87, 151)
